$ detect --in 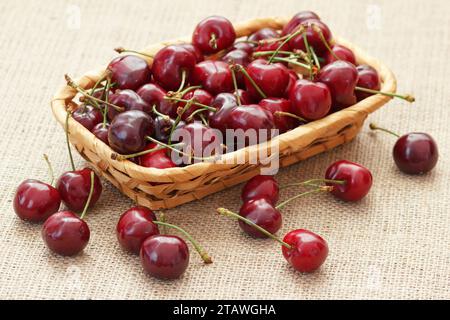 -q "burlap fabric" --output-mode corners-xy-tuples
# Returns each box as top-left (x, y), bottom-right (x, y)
(1, 0), (449, 300)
